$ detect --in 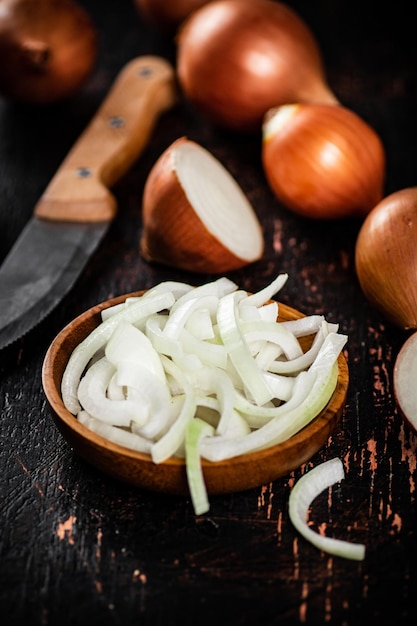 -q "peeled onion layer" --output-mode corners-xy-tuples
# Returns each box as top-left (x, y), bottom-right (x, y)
(140, 137), (264, 273)
(289, 458), (366, 561)
(262, 103), (386, 220)
(185, 417), (215, 516)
